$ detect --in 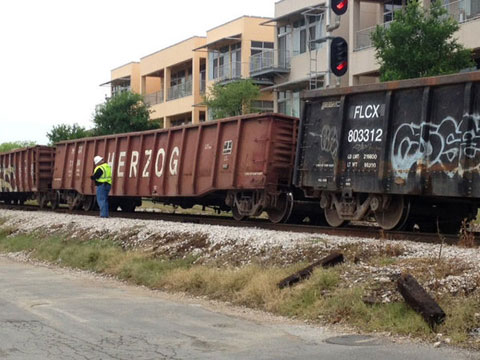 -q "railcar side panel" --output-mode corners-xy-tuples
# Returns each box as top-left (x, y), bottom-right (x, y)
(297, 71), (480, 200)
(53, 113), (298, 200)
(0, 146), (54, 197)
